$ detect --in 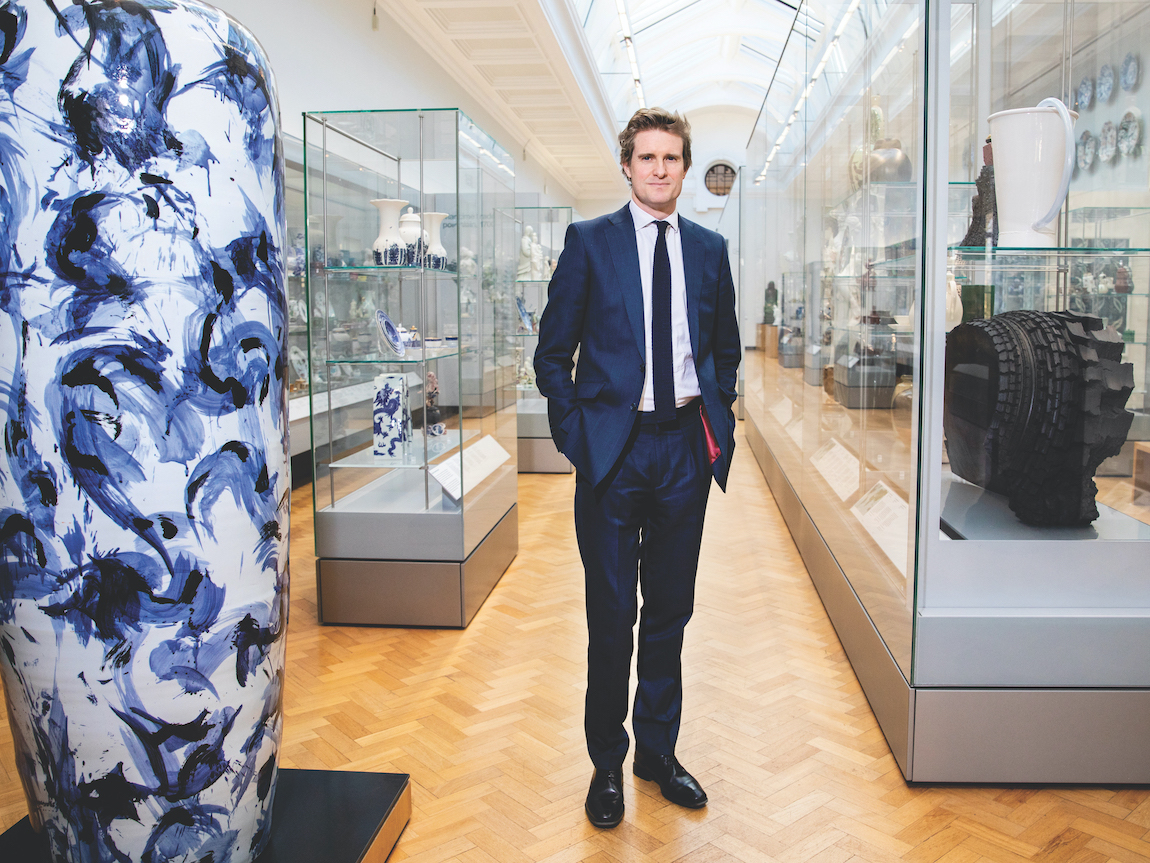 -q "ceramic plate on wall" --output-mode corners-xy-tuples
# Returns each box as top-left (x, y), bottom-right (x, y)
(1094, 64), (1113, 102)
(1118, 110), (1142, 156)
(376, 309), (405, 357)
(1122, 53), (1139, 91)
(1099, 121), (1118, 162)
(1077, 76), (1094, 110)
(1098, 65), (1115, 103)
(1078, 130), (1097, 169)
